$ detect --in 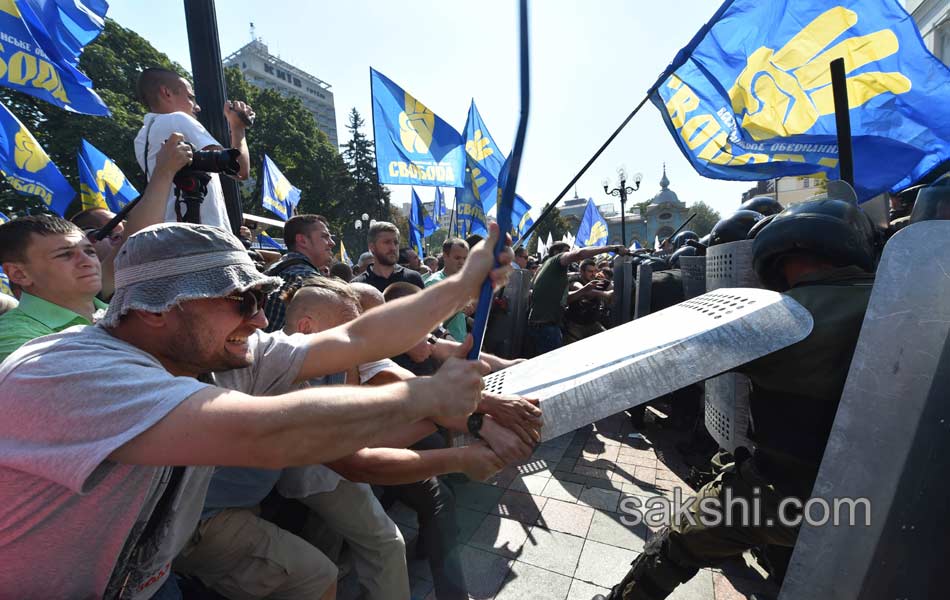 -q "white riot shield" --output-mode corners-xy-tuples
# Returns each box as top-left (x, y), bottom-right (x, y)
(704, 240), (761, 452)
(611, 256), (634, 327)
(780, 221), (950, 600)
(484, 269), (531, 358)
(679, 255), (707, 300)
(634, 262), (653, 319)
(483, 288), (813, 441)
